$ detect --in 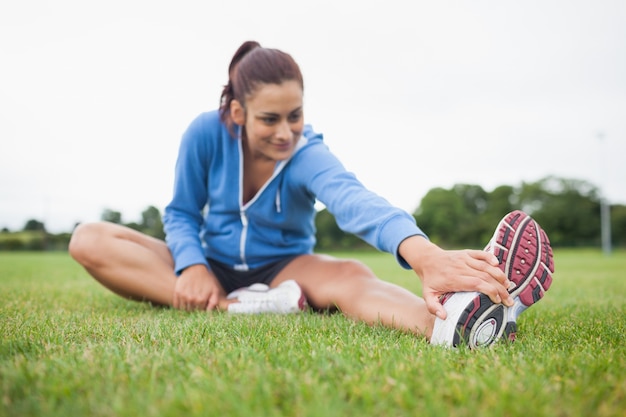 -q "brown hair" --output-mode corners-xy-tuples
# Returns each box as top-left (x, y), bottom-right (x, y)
(219, 41), (304, 136)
